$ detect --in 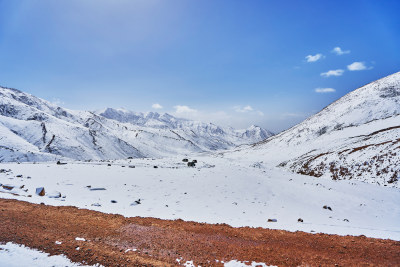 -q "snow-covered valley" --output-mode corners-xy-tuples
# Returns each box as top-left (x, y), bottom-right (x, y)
(1, 155), (399, 241)
(1, 72), (400, 246)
